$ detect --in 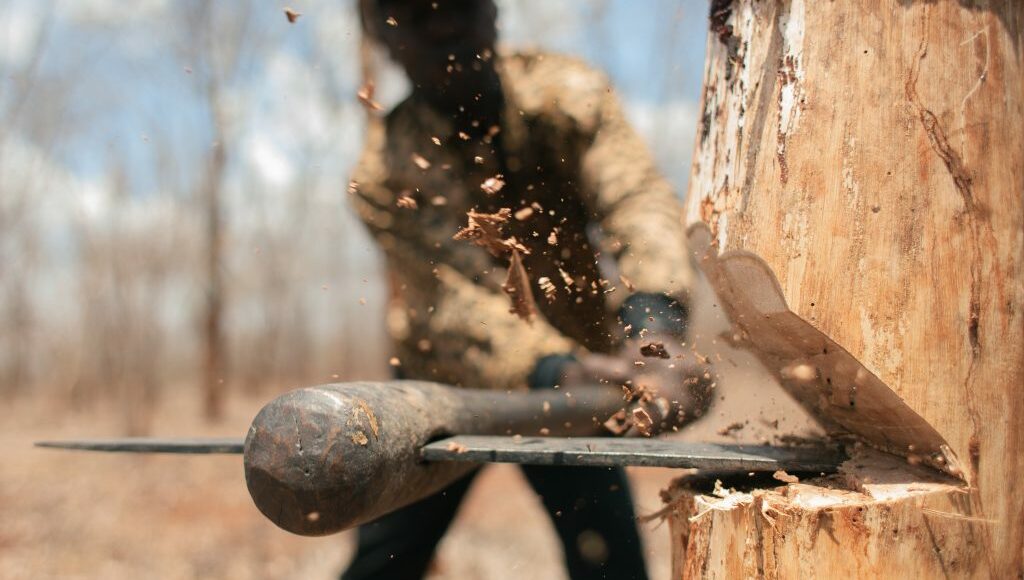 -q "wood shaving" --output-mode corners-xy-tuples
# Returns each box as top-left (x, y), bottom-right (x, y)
(619, 274), (636, 292)
(351, 432), (369, 446)
(480, 175), (505, 195)
(547, 229), (558, 246)
(396, 194), (417, 209)
(716, 421), (745, 436)
(514, 206), (534, 221)
(458, 131), (470, 141)
(602, 409), (629, 435)
(558, 267), (575, 289)
(357, 81), (382, 111)
(502, 249), (537, 323)
(537, 277), (557, 302)
(385, 16), (398, 26)
(640, 341), (670, 359)
(631, 407), (654, 437)
(411, 153), (431, 170)
(284, 7), (301, 23)
(446, 441), (468, 454)
(453, 209), (526, 257)
(772, 470), (800, 484)
(431, 136), (441, 146)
